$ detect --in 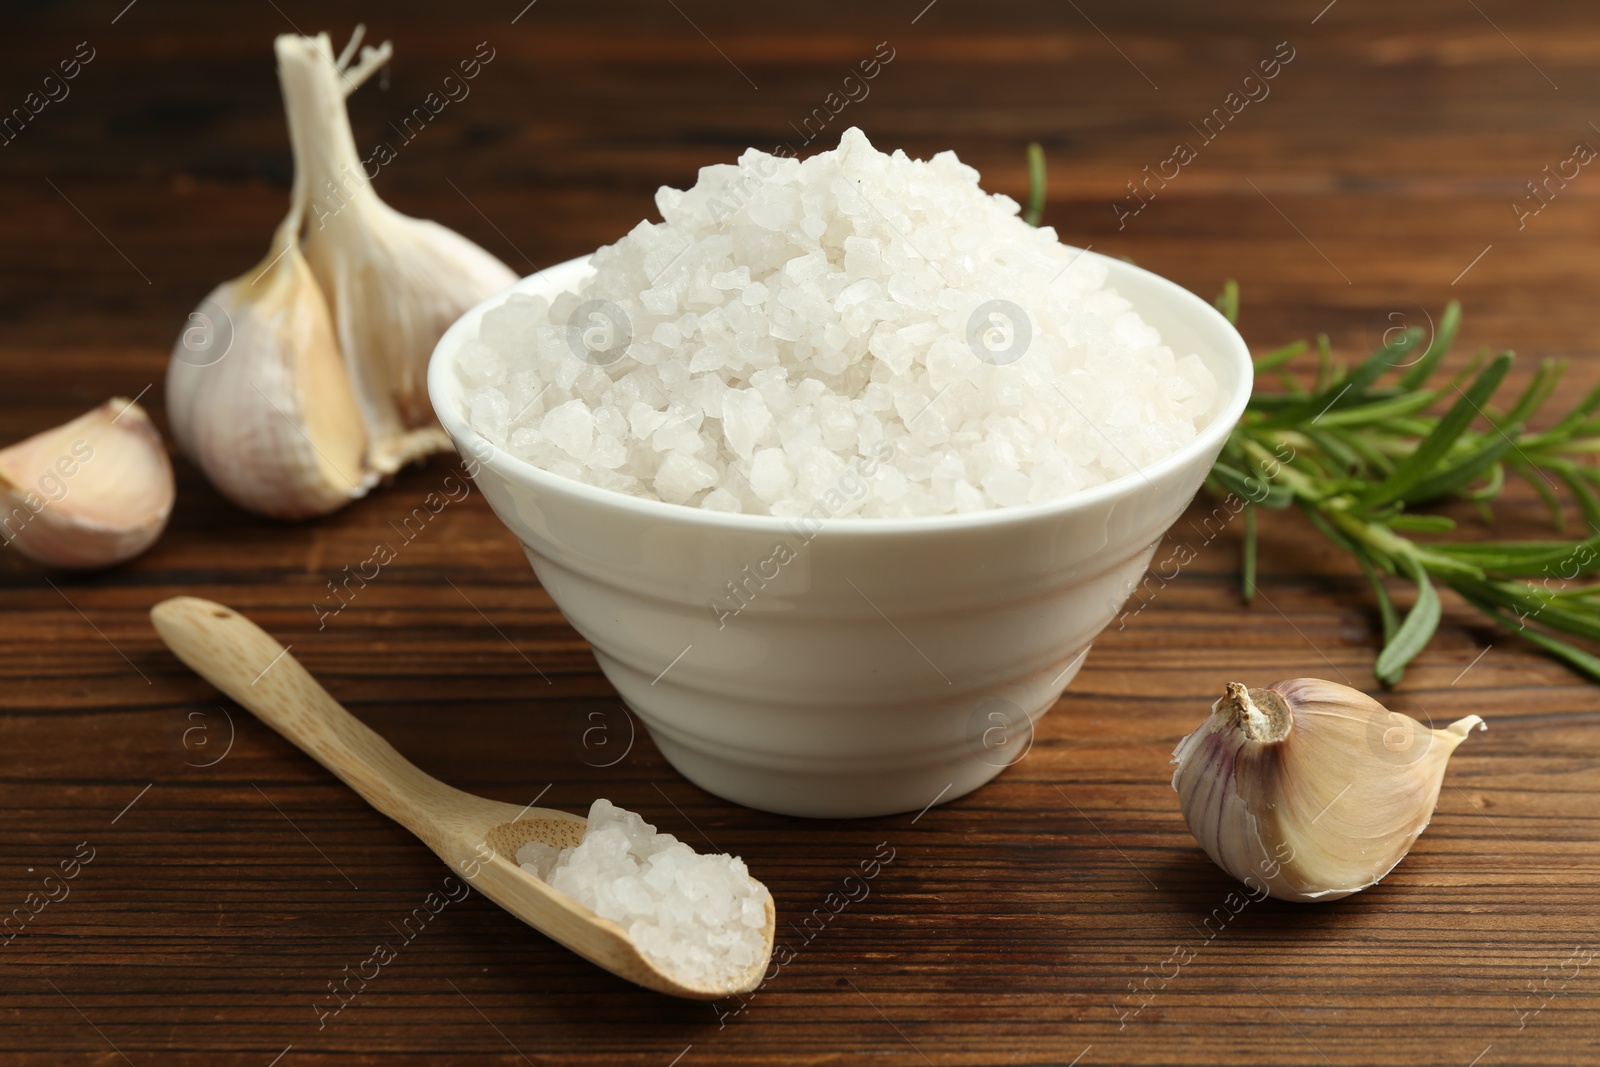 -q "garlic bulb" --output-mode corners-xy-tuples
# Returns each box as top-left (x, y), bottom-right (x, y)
(276, 32), (517, 476)
(1172, 678), (1485, 902)
(166, 27), (516, 519)
(0, 398), (174, 569)
(167, 211), (370, 519)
